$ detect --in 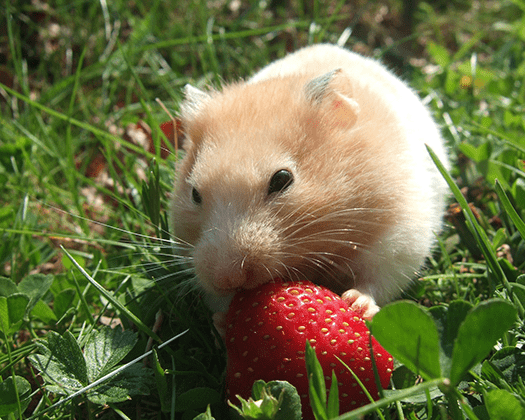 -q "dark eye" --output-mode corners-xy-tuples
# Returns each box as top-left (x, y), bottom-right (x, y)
(268, 169), (294, 196)
(192, 187), (202, 205)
